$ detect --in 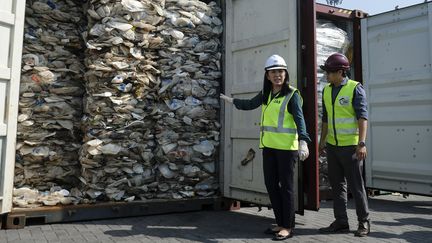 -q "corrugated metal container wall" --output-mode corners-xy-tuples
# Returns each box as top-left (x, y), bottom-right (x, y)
(0, 0), (26, 214)
(361, 2), (432, 196)
(223, 0), (302, 208)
